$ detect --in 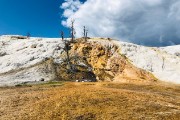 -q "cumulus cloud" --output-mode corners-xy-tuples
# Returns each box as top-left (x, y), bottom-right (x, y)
(61, 0), (180, 46)
(61, 0), (82, 18)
